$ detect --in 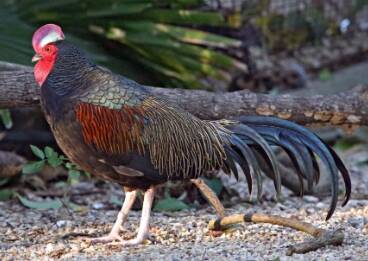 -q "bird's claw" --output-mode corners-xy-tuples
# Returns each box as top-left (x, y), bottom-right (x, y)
(89, 233), (124, 244)
(89, 233), (149, 247)
(108, 237), (145, 247)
